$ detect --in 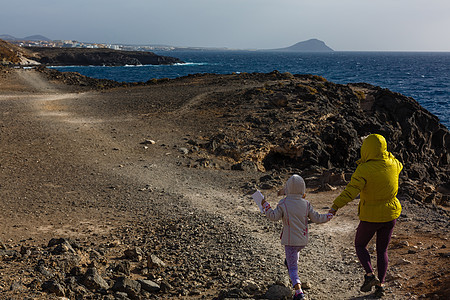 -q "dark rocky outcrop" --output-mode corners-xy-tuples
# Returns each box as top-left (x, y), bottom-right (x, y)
(25, 46), (183, 66)
(191, 71), (448, 204)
